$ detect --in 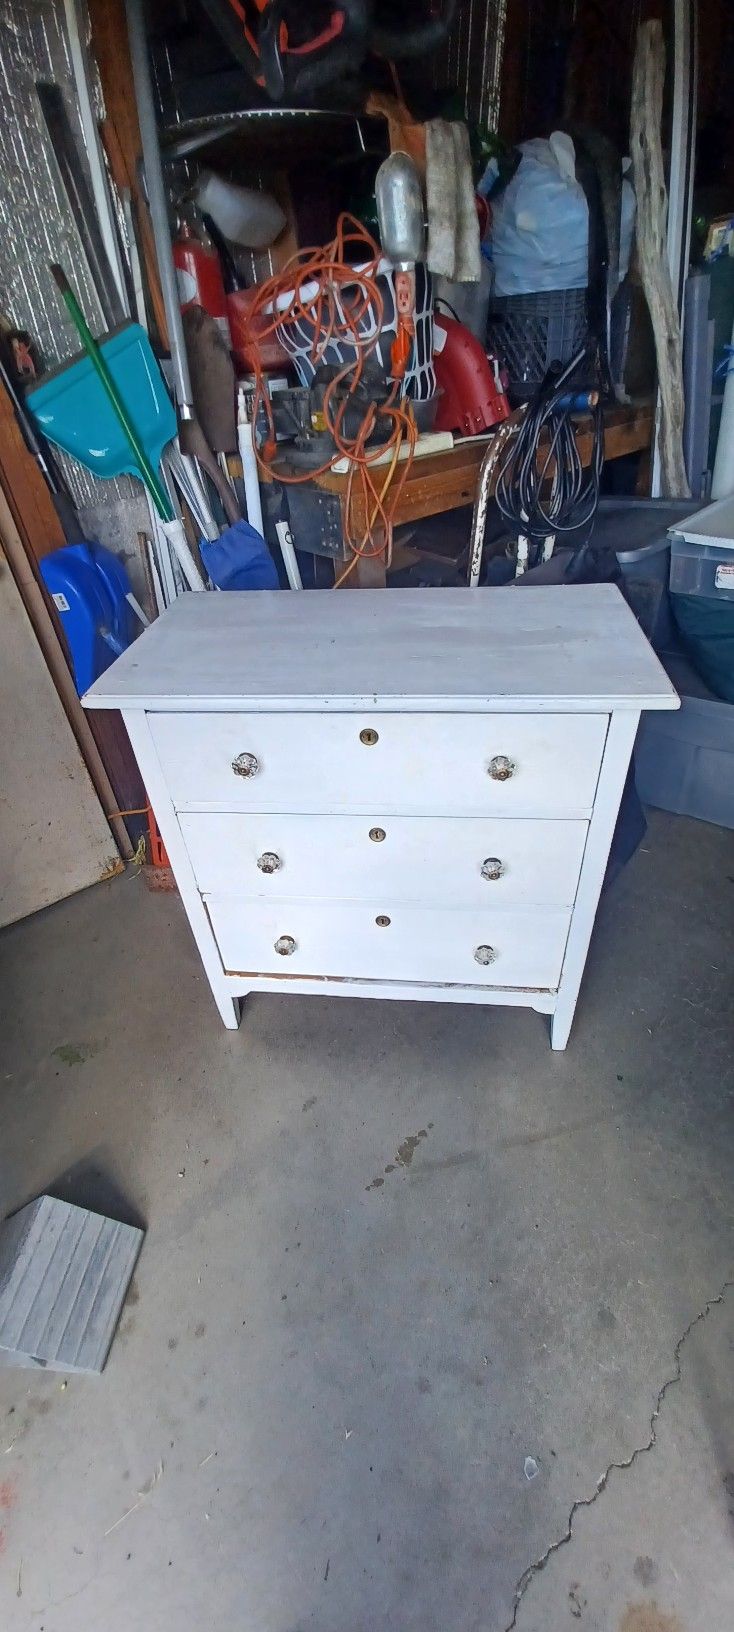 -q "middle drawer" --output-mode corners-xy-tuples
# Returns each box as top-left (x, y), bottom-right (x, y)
(179, 812), (588, 908)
